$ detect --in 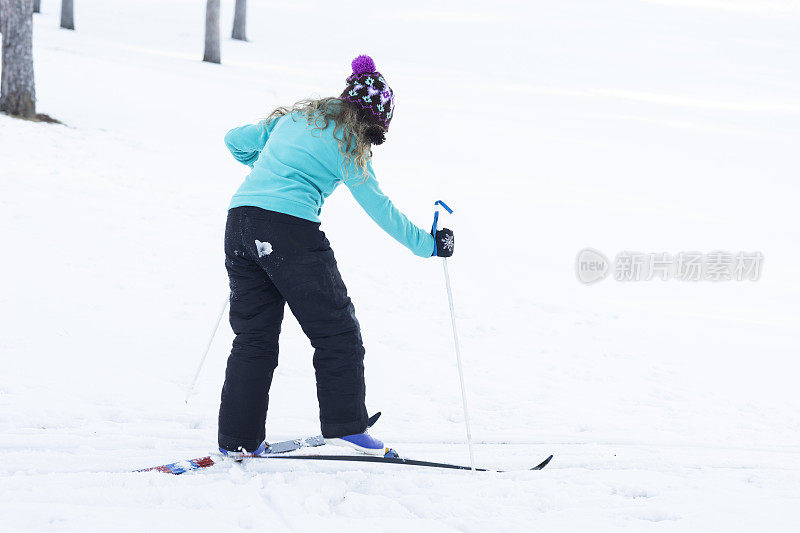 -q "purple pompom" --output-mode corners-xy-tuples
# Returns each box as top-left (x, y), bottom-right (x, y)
(351, 55), (376, 75)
